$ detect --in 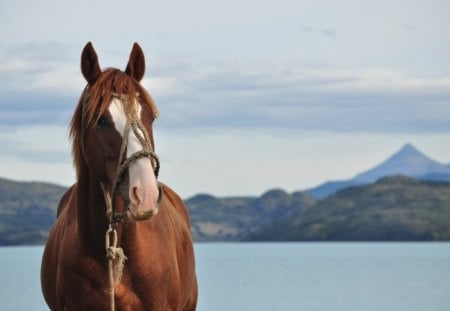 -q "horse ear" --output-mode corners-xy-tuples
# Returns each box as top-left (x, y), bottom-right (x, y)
(125, 43), (145, 81)
(81, 42), (101, 85)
